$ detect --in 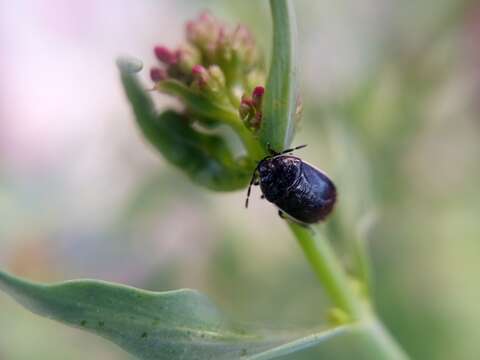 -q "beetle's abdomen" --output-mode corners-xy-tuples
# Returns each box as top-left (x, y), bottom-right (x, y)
(274, 162), (336, 223)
